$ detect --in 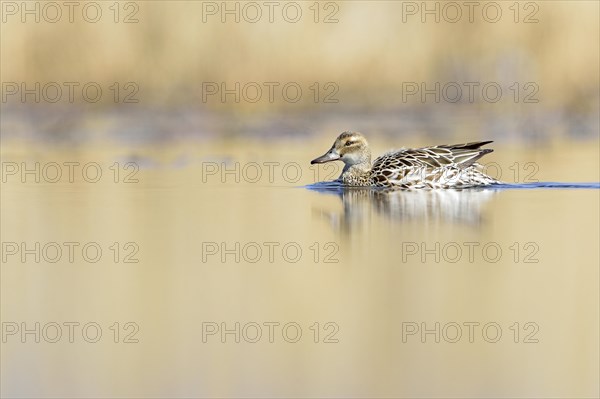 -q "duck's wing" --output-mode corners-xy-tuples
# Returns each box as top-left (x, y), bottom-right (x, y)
(374, 141), (494, 170)
(370, 141), (495, 187)
(433, 141), (494, 168)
